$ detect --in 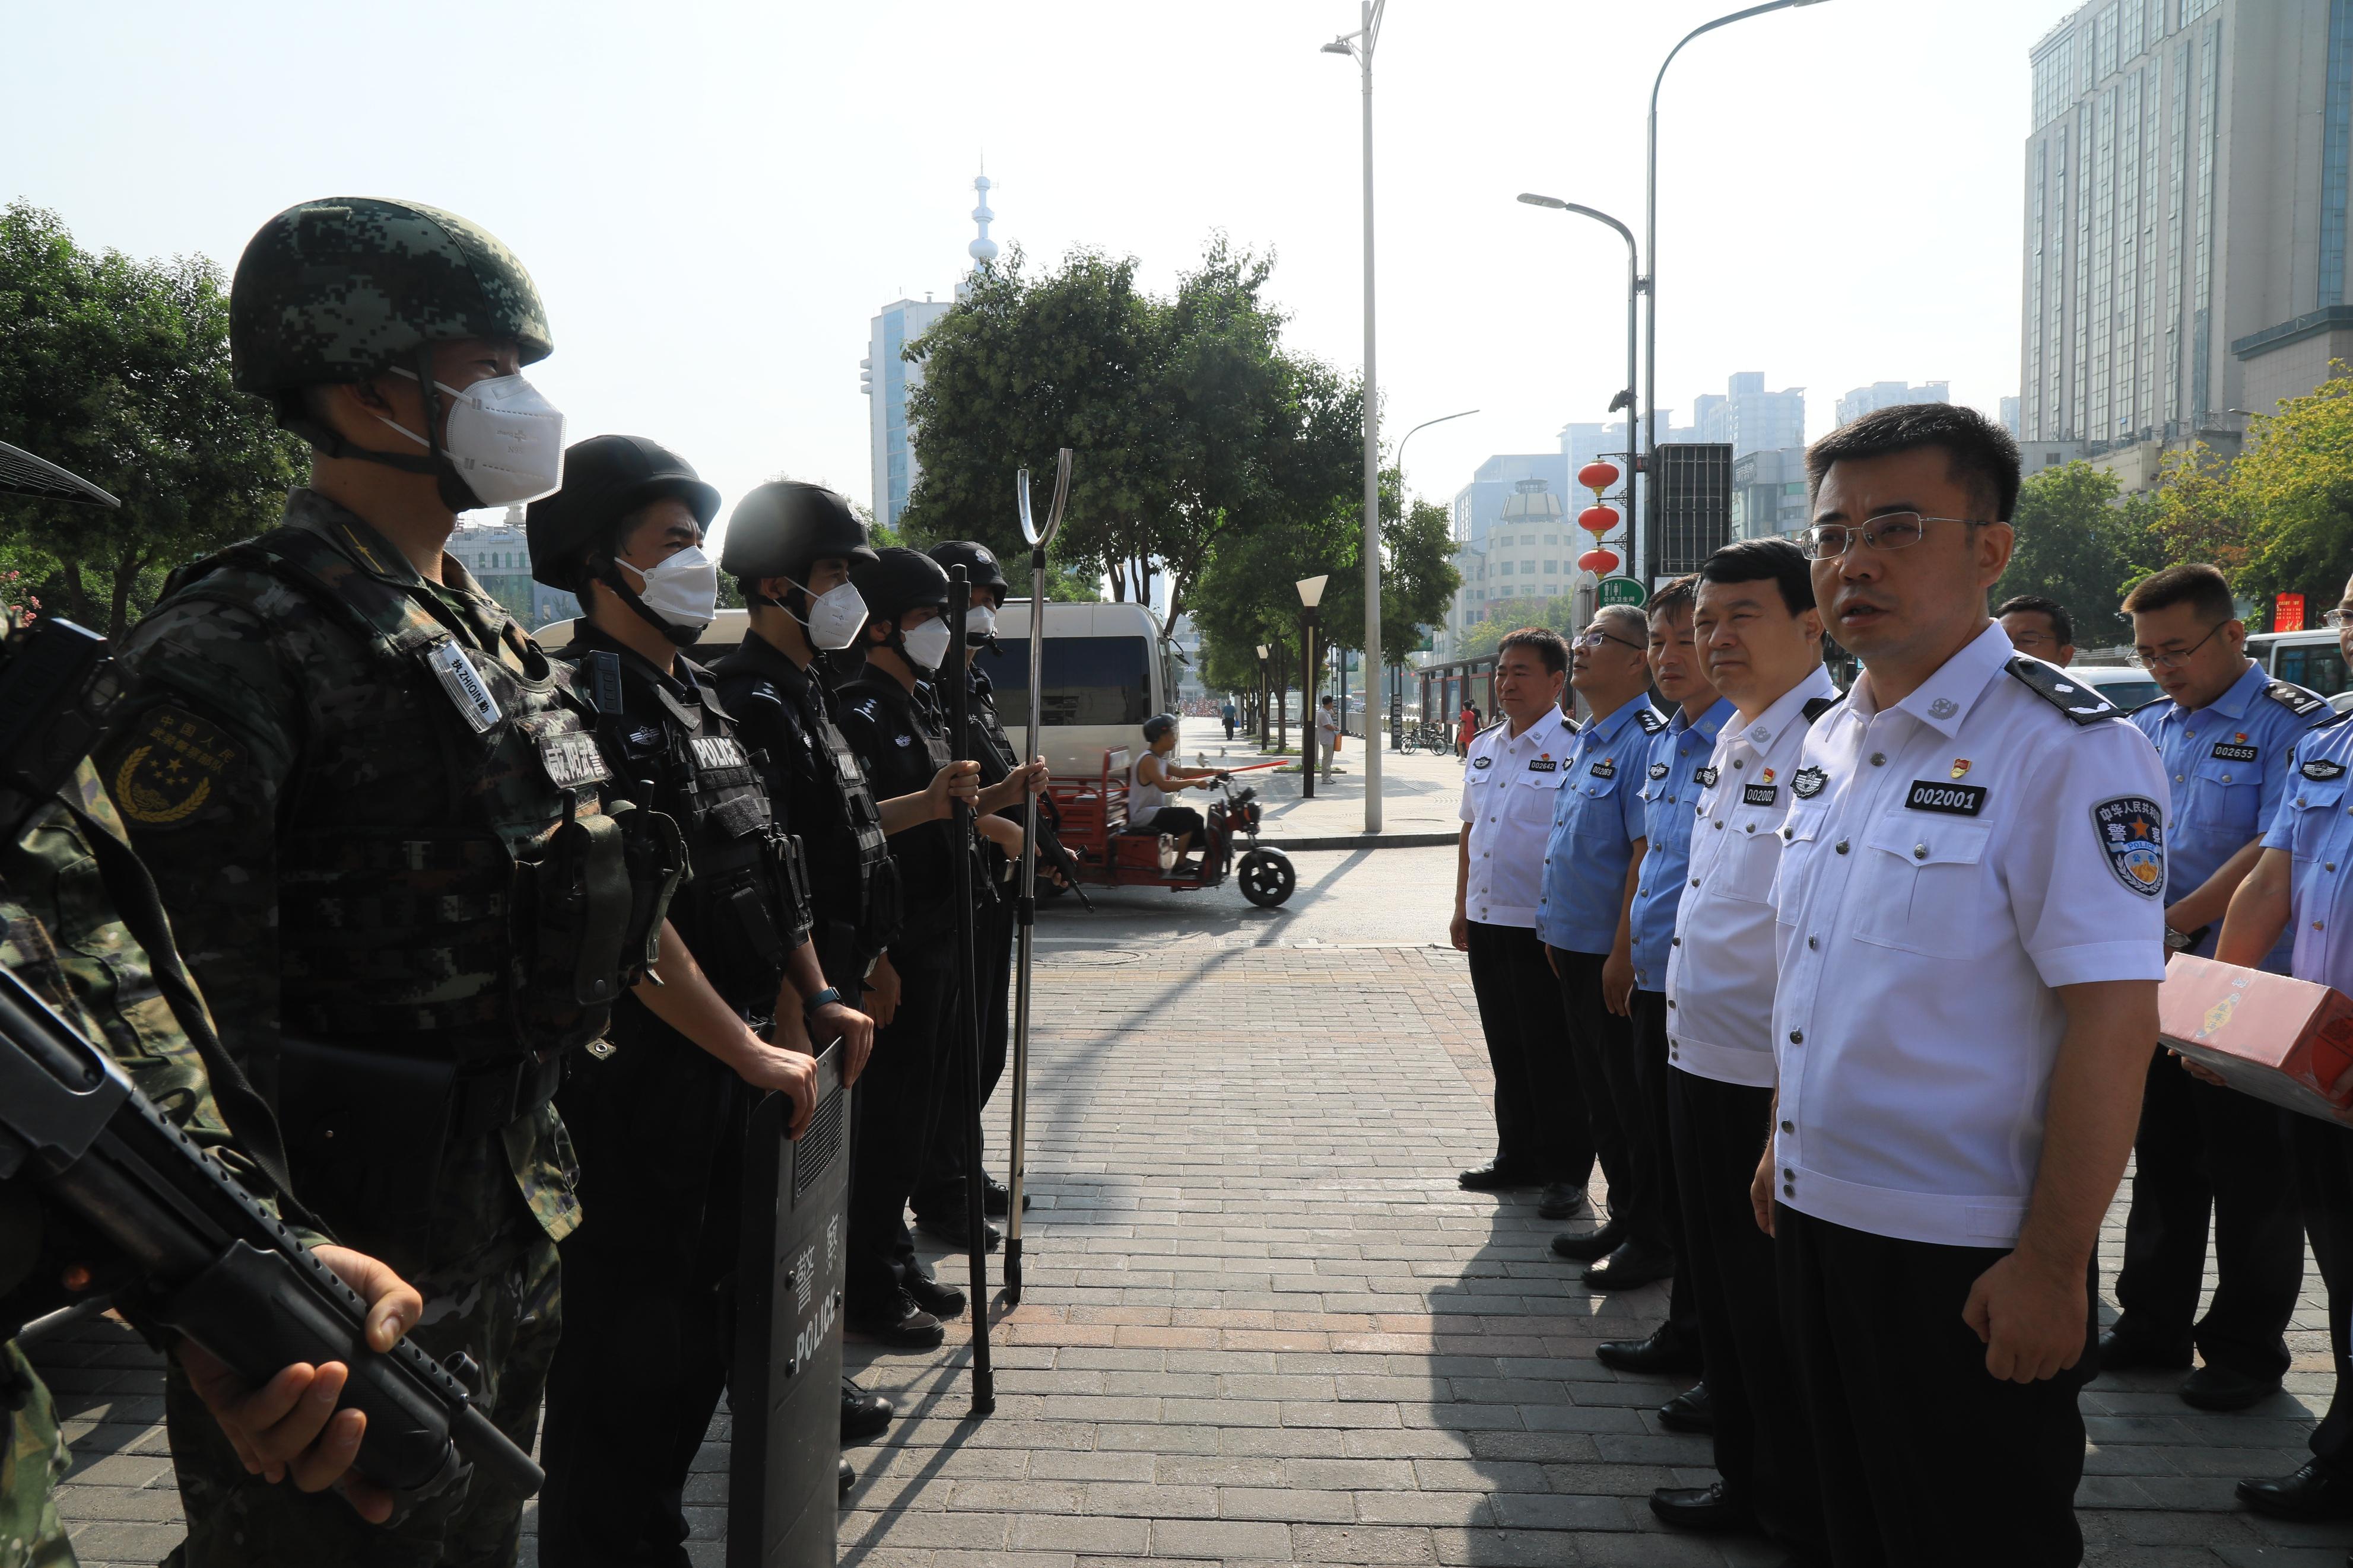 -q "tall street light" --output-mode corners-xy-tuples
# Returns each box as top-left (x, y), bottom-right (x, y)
(1517, 193), (1640, 535)
(1645, 0), (1828, 583)
(1323, 0), (1387, 832)
(1256, 643), (1272, 750)
(1297, 575), (1329, 800)
(1387, 408), (1475, 753)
